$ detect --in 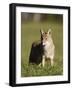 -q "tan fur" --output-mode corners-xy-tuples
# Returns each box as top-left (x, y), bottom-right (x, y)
(40, 29), (55, 67)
